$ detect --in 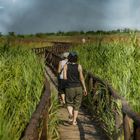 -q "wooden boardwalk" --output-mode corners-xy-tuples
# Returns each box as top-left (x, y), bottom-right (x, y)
(45, 66), (108, 140)
(58, 107), (109, 140)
